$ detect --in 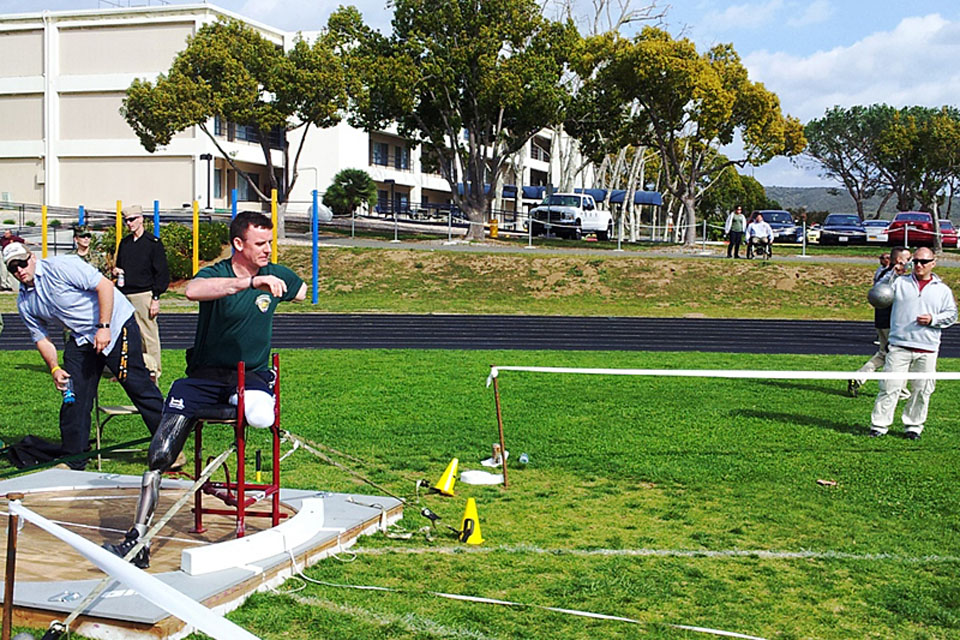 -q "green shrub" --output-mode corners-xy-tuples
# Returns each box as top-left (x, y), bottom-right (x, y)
(25, 220), (35, 227)
(198, 221), (229, 261)
(2, 219), (14, 225)
(50, 219), (62, 228)
(101, 219), (228, 281)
